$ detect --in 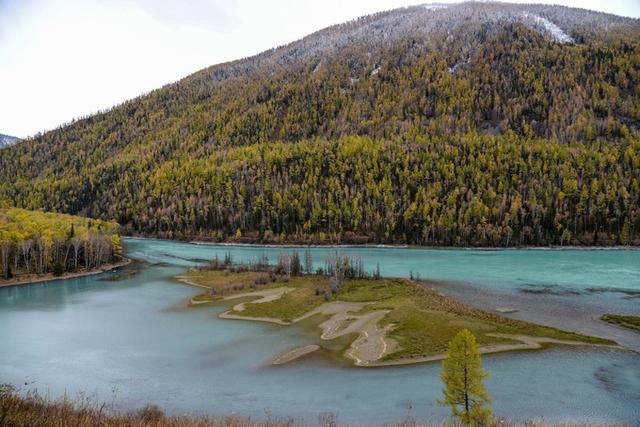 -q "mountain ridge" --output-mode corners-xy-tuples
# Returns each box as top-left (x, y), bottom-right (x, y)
(1, 2), (639, 246)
